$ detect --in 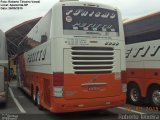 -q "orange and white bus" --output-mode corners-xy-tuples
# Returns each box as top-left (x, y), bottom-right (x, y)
(17, 0), (126, 113)
(124, 12), (160, 106)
